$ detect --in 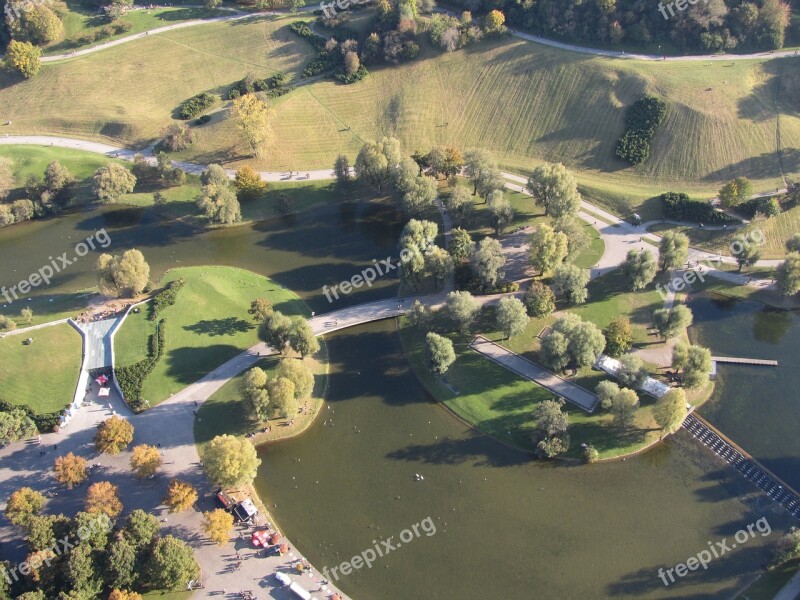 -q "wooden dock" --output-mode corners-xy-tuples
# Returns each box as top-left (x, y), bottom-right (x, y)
(710, 356), (779, 366)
